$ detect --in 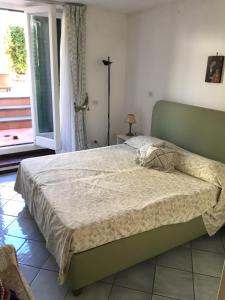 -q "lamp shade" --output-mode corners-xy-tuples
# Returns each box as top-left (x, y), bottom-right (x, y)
(126, 114), (136, 124)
